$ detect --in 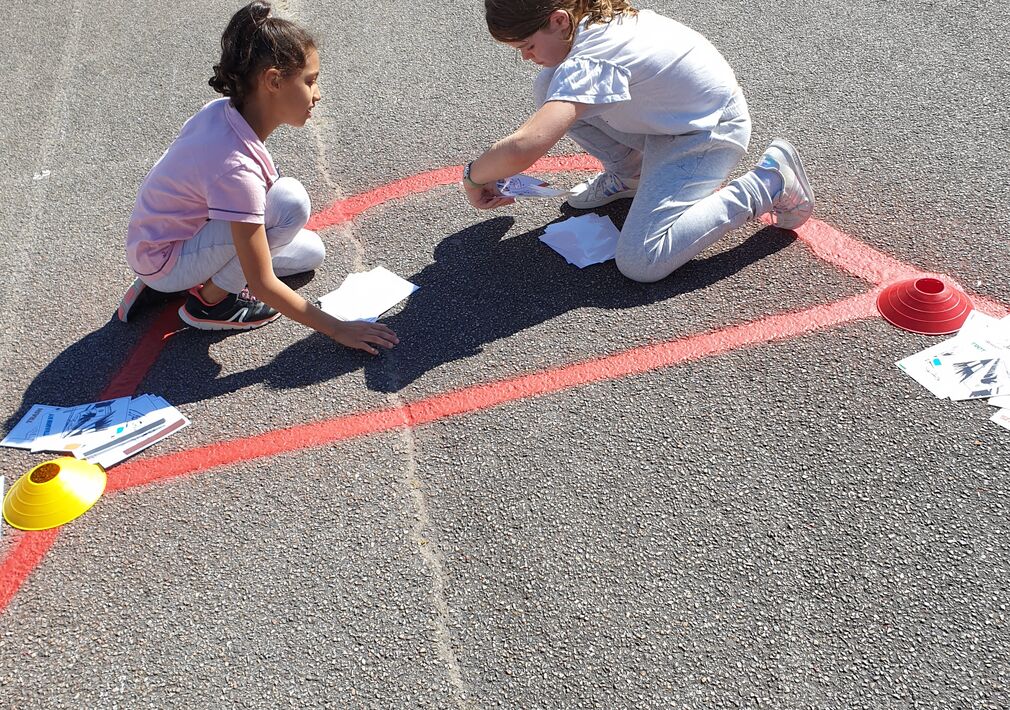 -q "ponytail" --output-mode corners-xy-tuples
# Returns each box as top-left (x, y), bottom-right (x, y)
(581, 0), (637, 29)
